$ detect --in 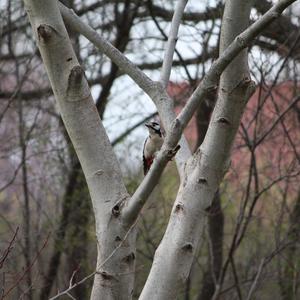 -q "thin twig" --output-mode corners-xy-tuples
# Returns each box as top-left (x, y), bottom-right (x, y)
(1, 232), (50, 299)
(246, 258), (266, 300)
(111, 112), (157, 146)
(49, 217), (139, 300)
(0, 227), (19, 269)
